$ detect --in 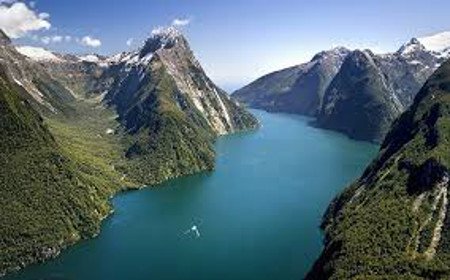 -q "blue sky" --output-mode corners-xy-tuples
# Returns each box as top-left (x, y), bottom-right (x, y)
(2, 0), (450, 91)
